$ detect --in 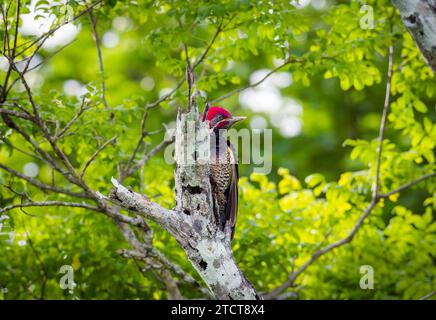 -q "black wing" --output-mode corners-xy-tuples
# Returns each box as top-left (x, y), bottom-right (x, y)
(224, 141), (239, 240)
